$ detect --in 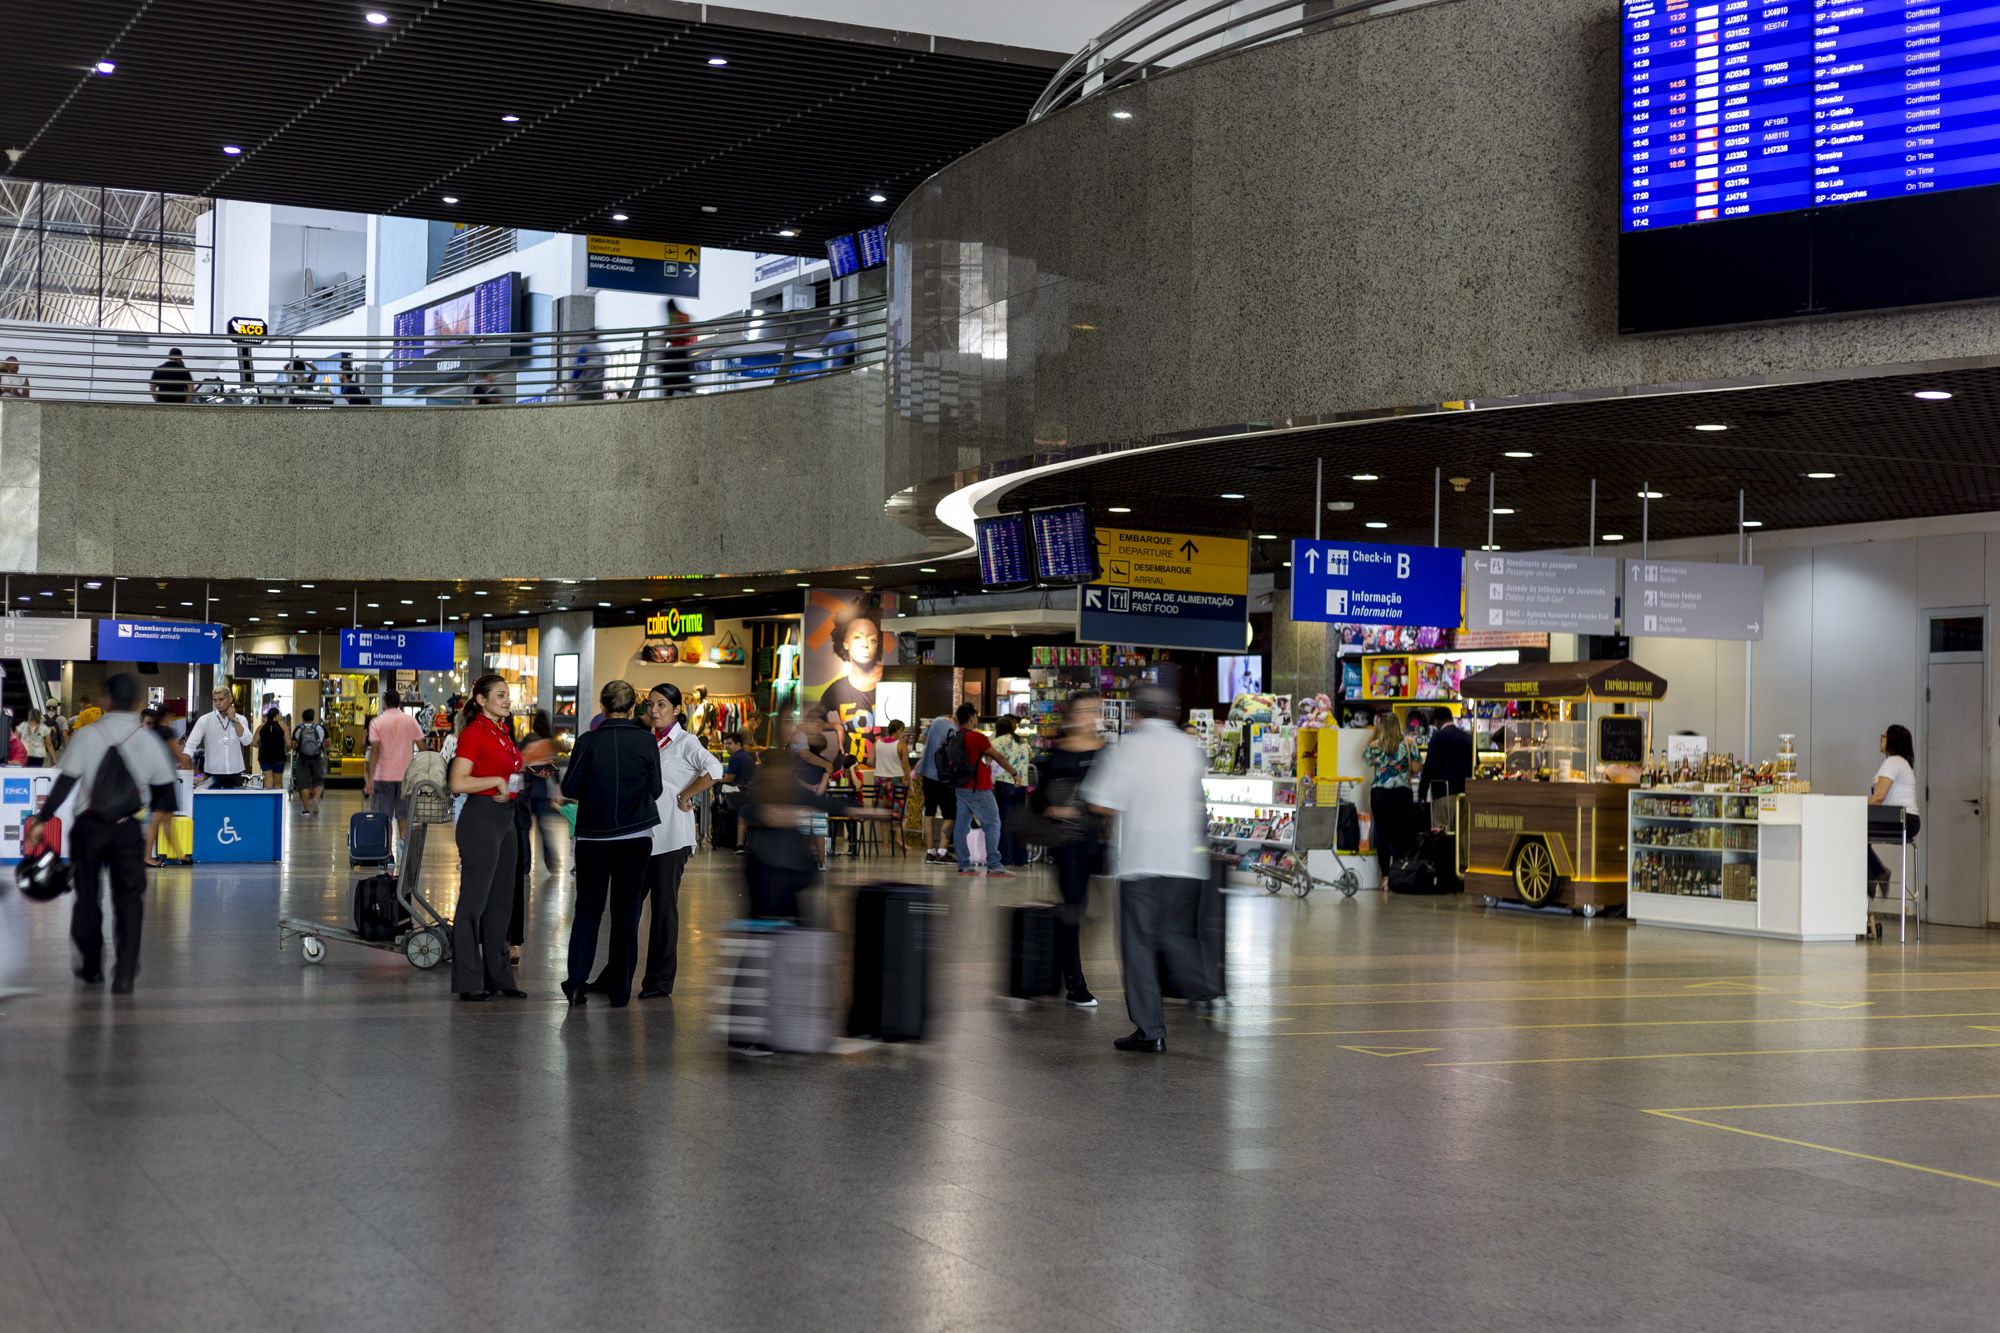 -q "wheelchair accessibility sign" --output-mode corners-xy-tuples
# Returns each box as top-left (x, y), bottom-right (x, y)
(192, 792), (281, 862)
